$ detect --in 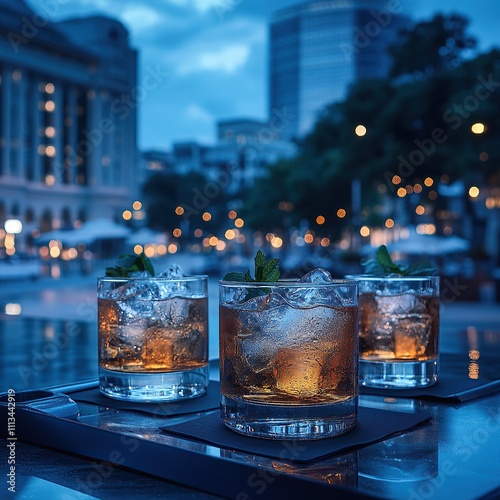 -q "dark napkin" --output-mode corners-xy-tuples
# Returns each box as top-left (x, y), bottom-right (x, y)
(160, 407), (431, 462)
(70, 381), (220, 417)
(360, 373), (500, 402)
